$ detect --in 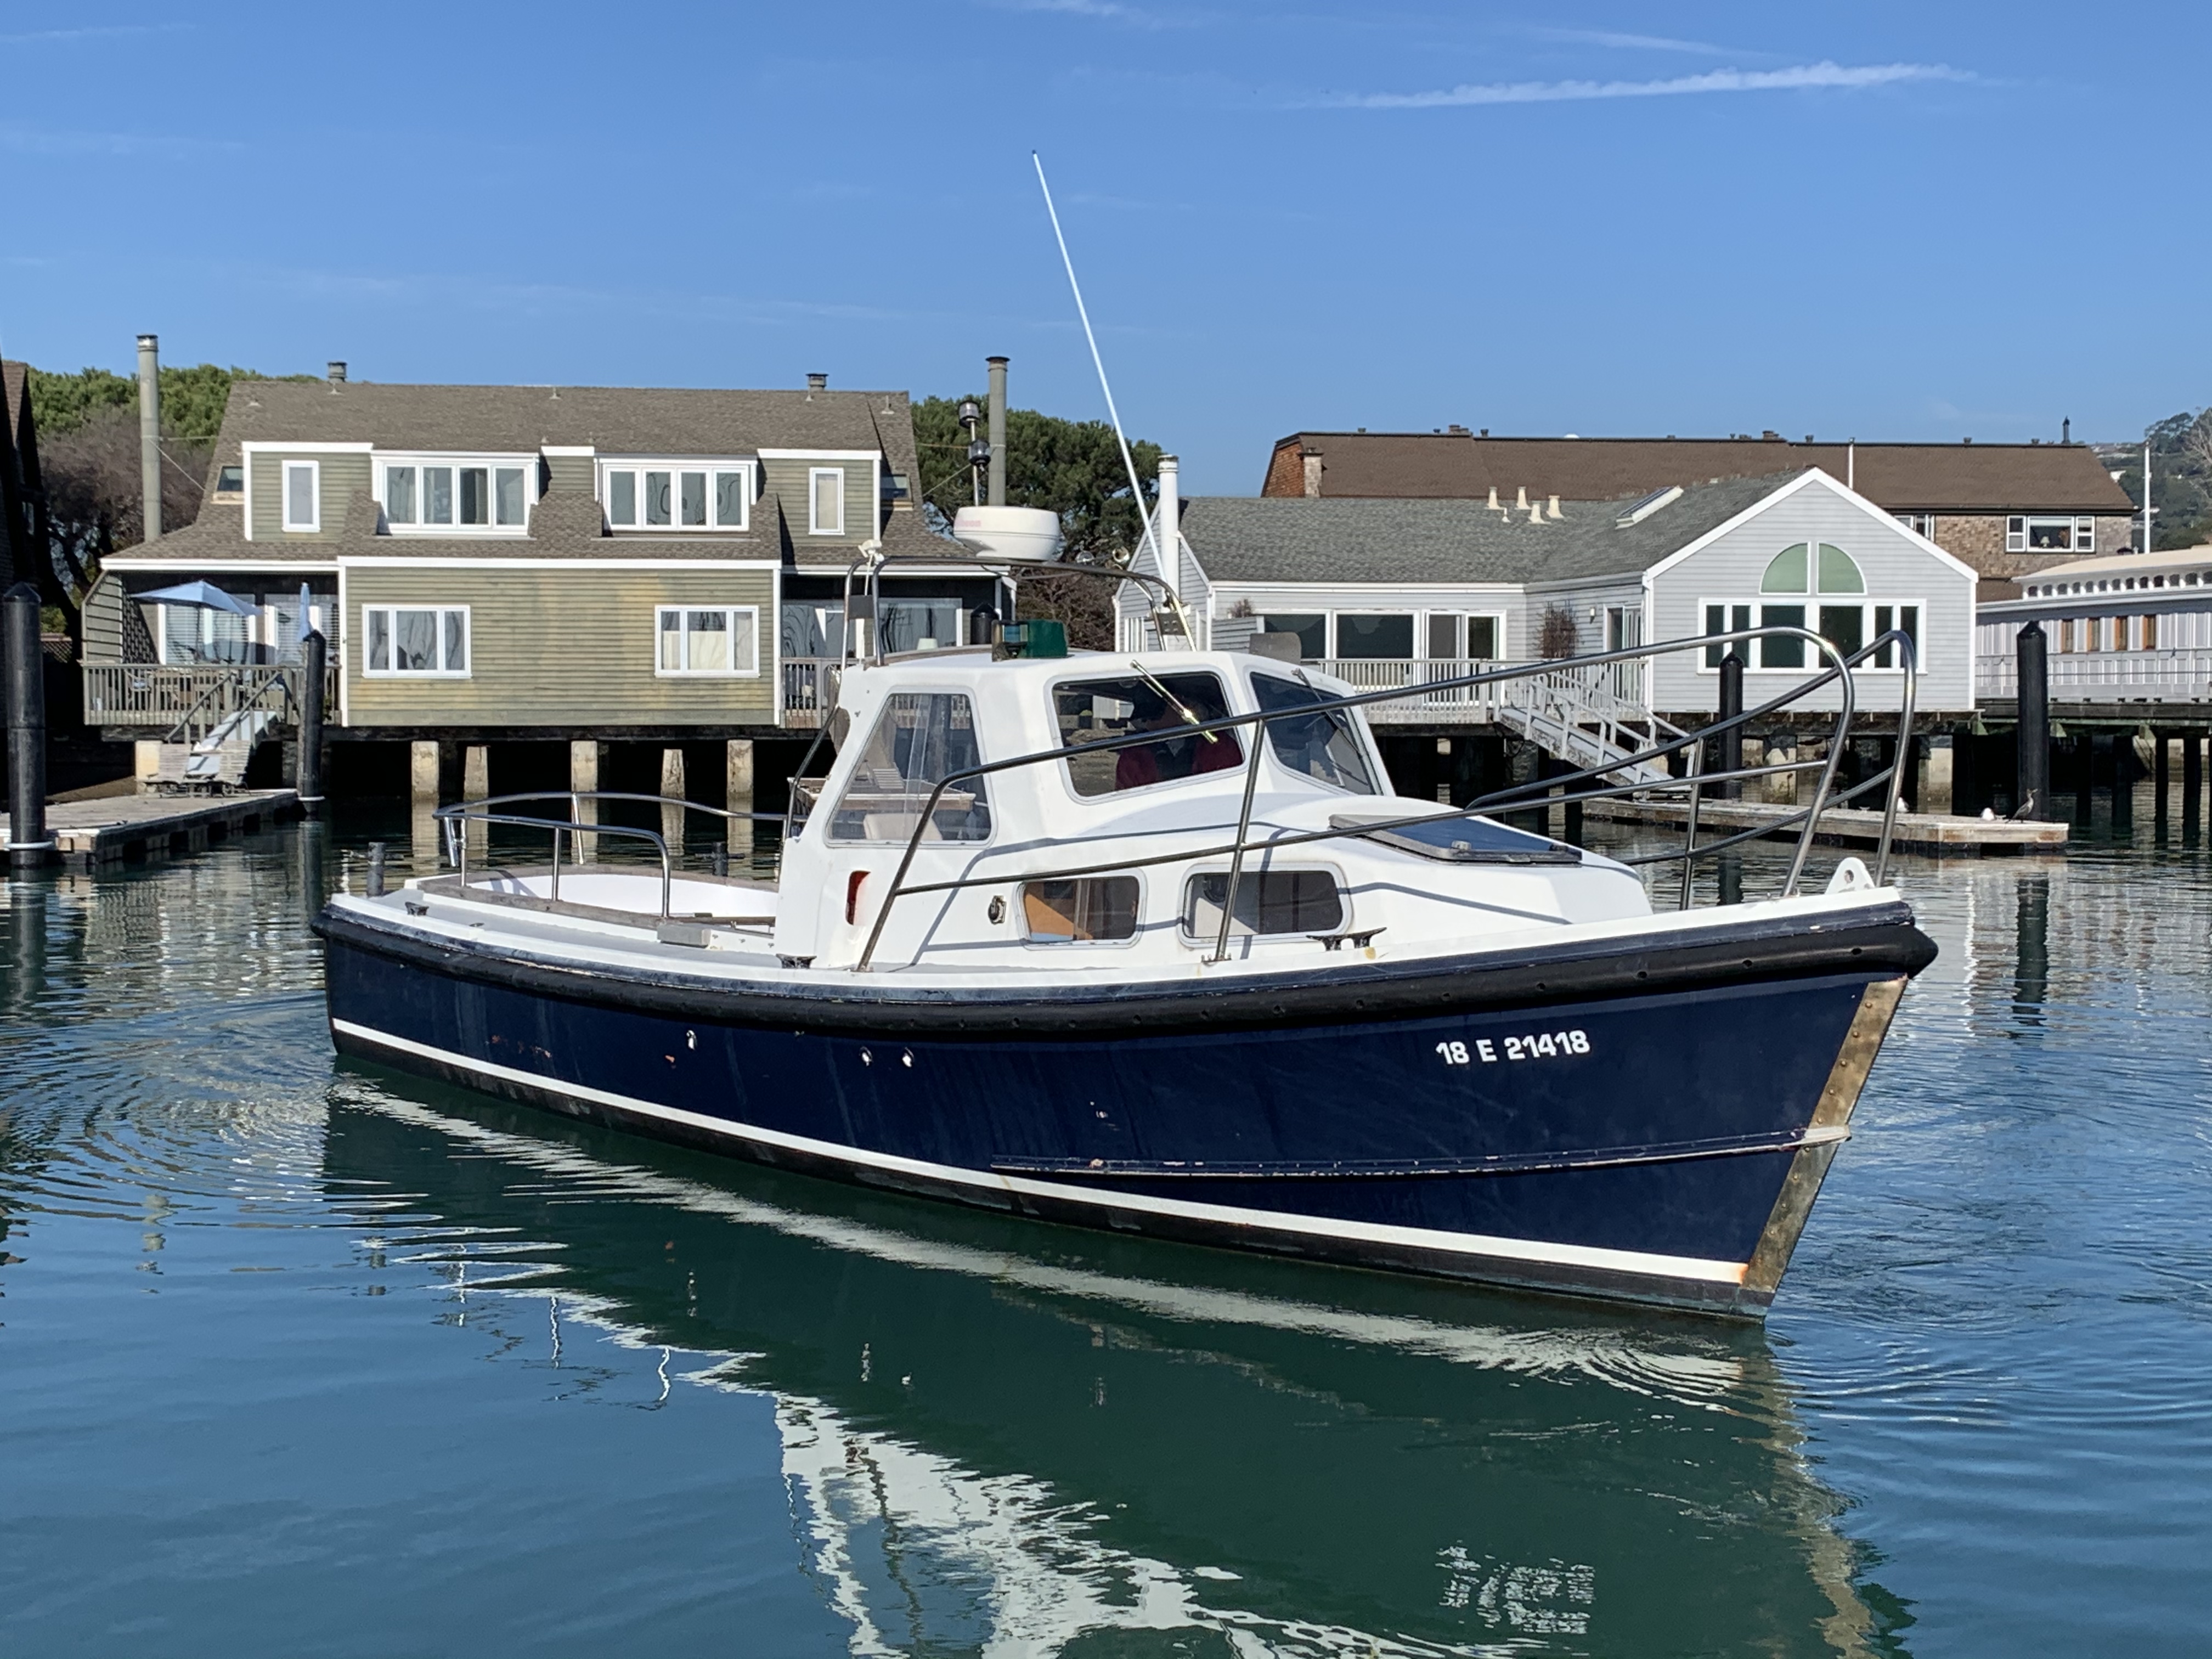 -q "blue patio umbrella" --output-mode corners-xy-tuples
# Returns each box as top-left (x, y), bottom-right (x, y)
(138, 580), (257, 617)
